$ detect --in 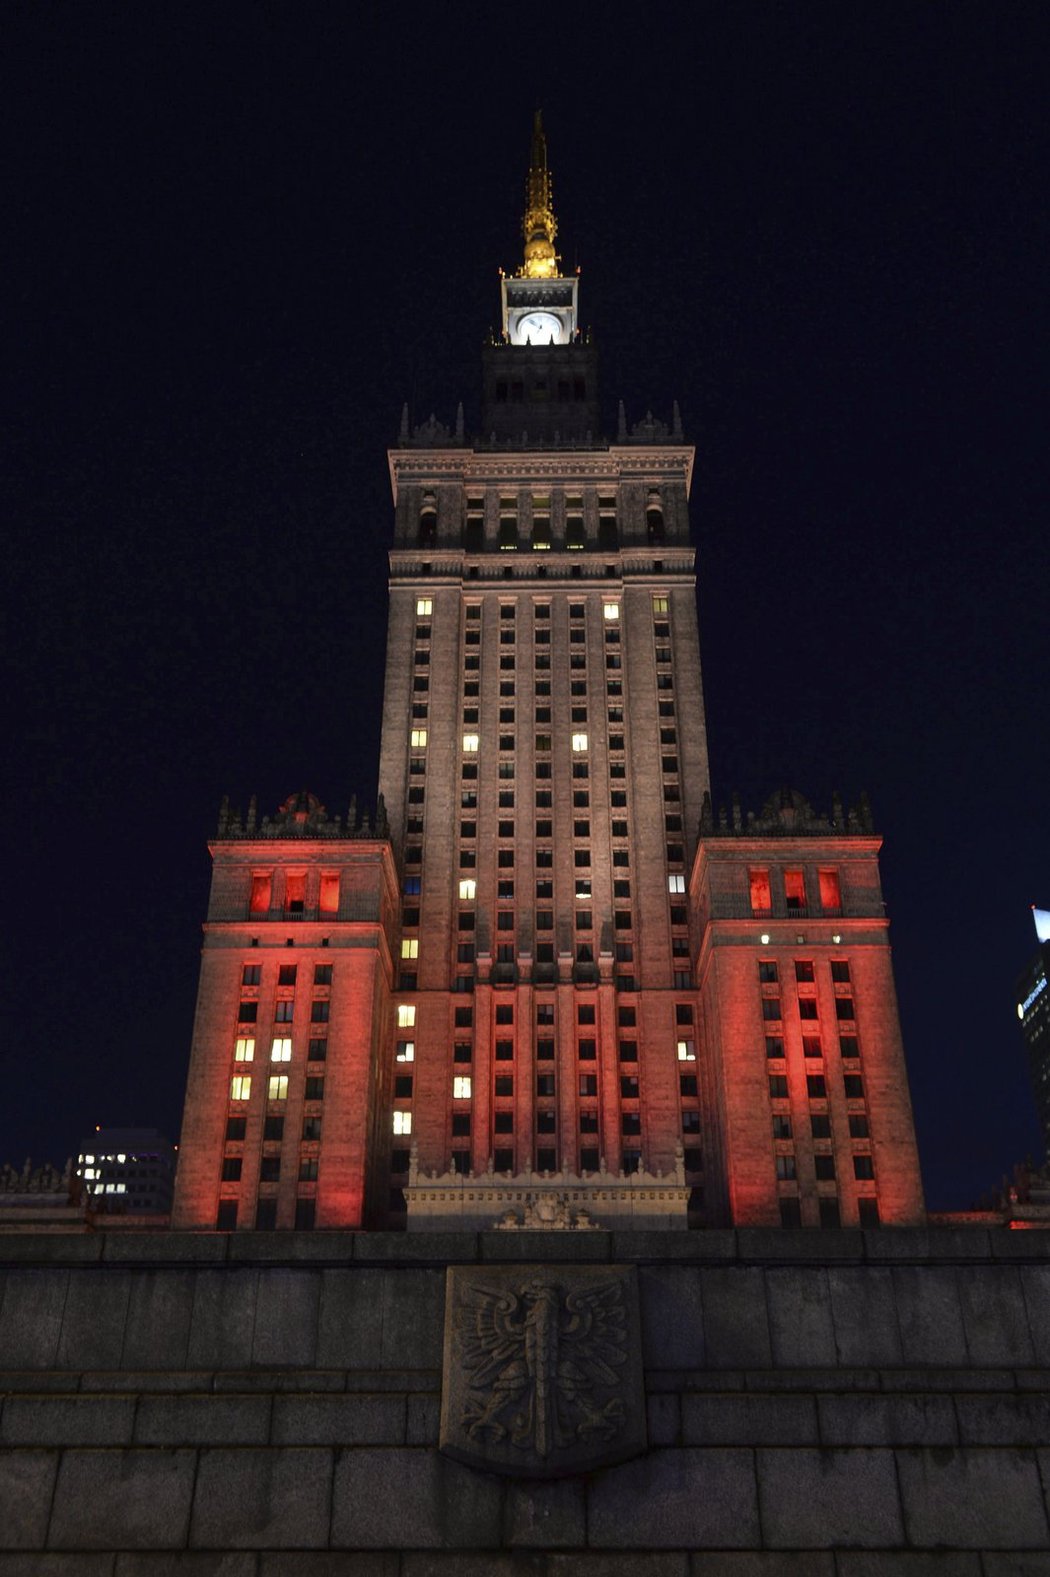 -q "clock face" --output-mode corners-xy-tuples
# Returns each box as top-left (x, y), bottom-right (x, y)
(515, 311), (562, 346)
